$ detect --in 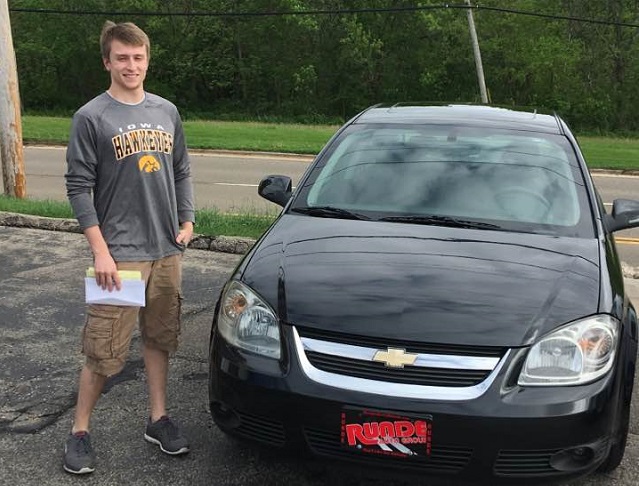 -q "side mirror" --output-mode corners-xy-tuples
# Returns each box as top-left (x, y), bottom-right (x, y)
(258, 175), (292, 207)
(605, 199), (639, 232)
